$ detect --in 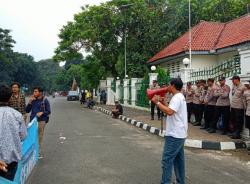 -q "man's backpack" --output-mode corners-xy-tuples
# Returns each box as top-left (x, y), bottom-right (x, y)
(41, 97), (50, 123)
